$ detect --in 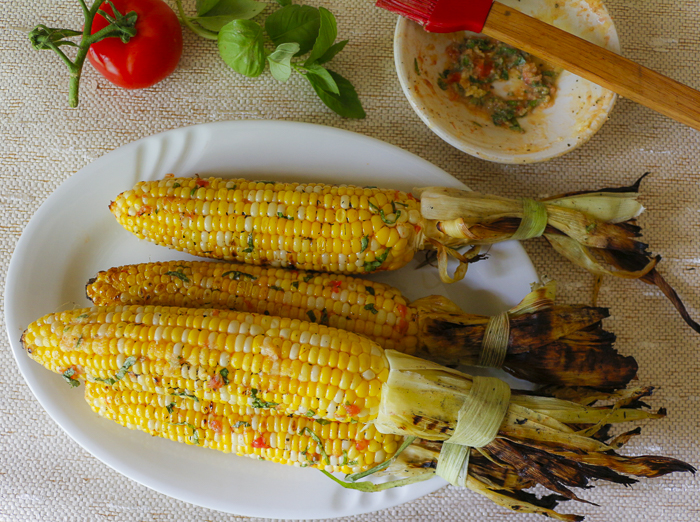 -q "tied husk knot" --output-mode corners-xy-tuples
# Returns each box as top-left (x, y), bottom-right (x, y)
(510, 197), (548, 240)
(446, 376), (511, 447)
(434, 376), (511, 487)
(479, 312), (510, 368)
